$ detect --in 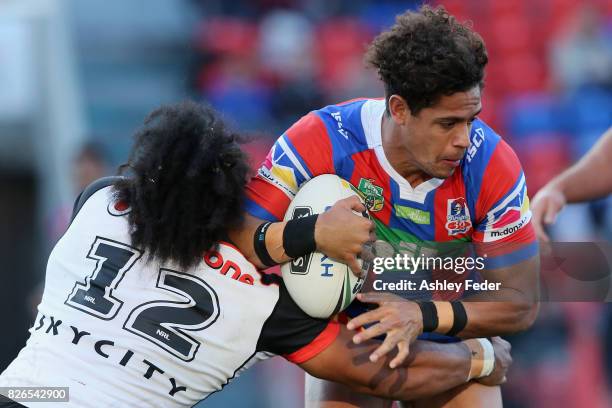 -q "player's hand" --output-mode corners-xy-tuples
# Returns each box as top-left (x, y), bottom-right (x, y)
(346, 292), (422, 369)
(530, 185), (566, 242)
(476, 337), (512, 386)
(315, 196), (376, 277)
